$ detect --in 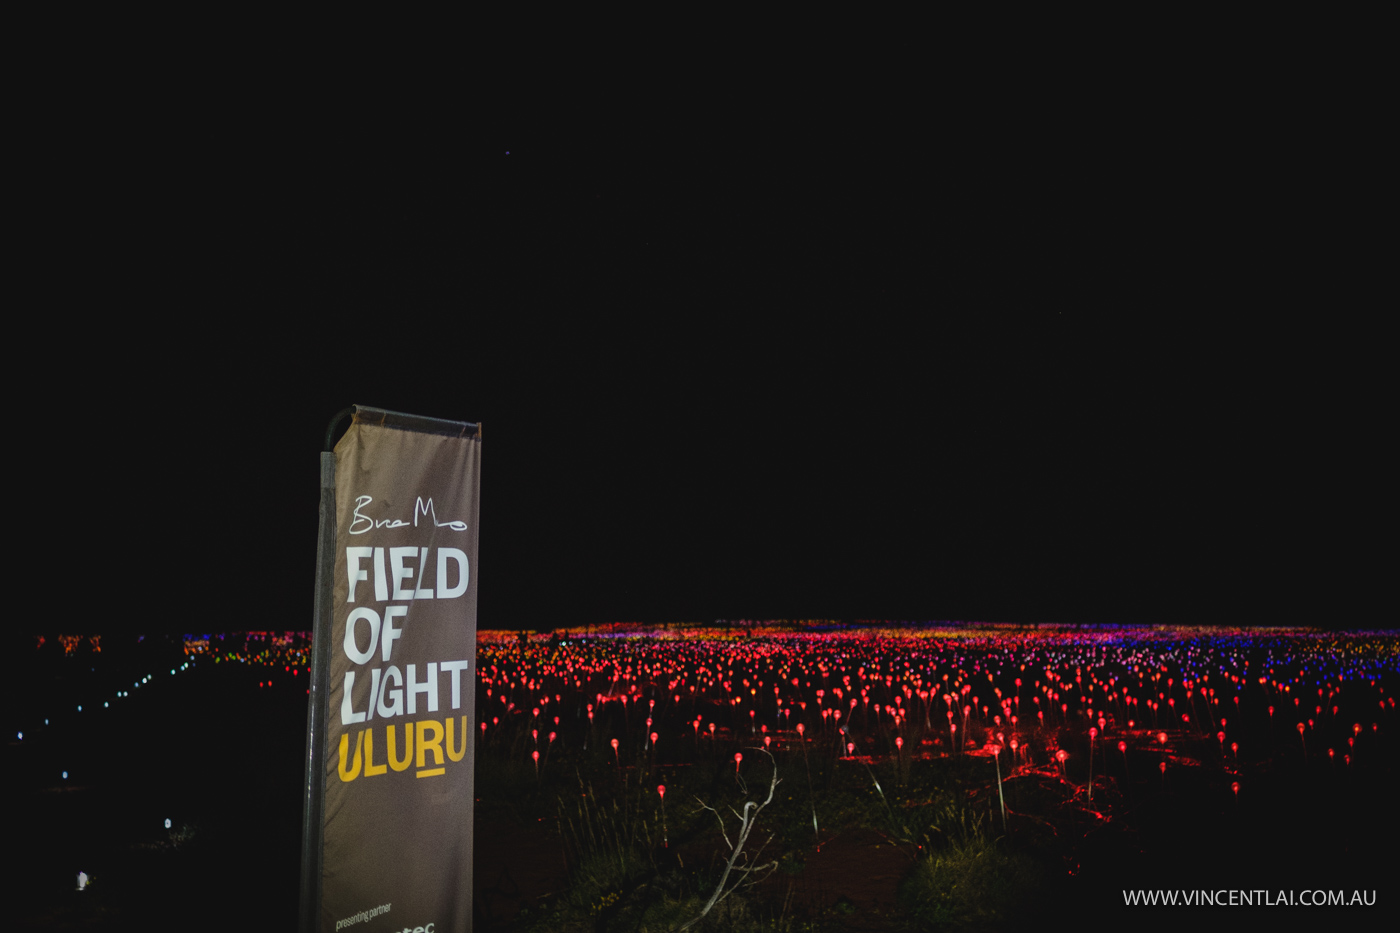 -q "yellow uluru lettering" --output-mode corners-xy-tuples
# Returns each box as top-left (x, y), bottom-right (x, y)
(447, 715), (468, 762)
(363, 726), (387, 776)
(338, 731), (363, 782)
(387, 724), (414, 772)
(417, 719), (445, 768)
